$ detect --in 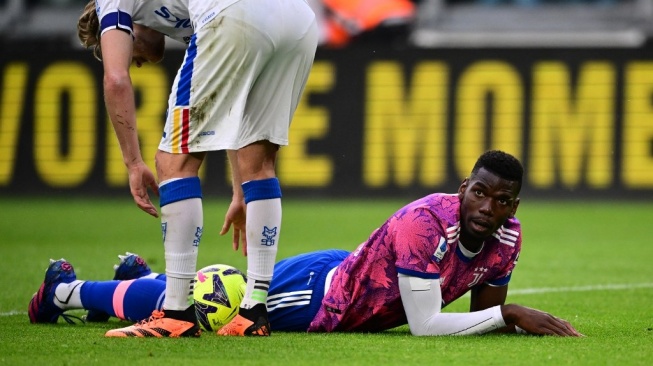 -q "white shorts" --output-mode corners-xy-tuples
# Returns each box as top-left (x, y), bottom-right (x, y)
(159, 0), (318, 153)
